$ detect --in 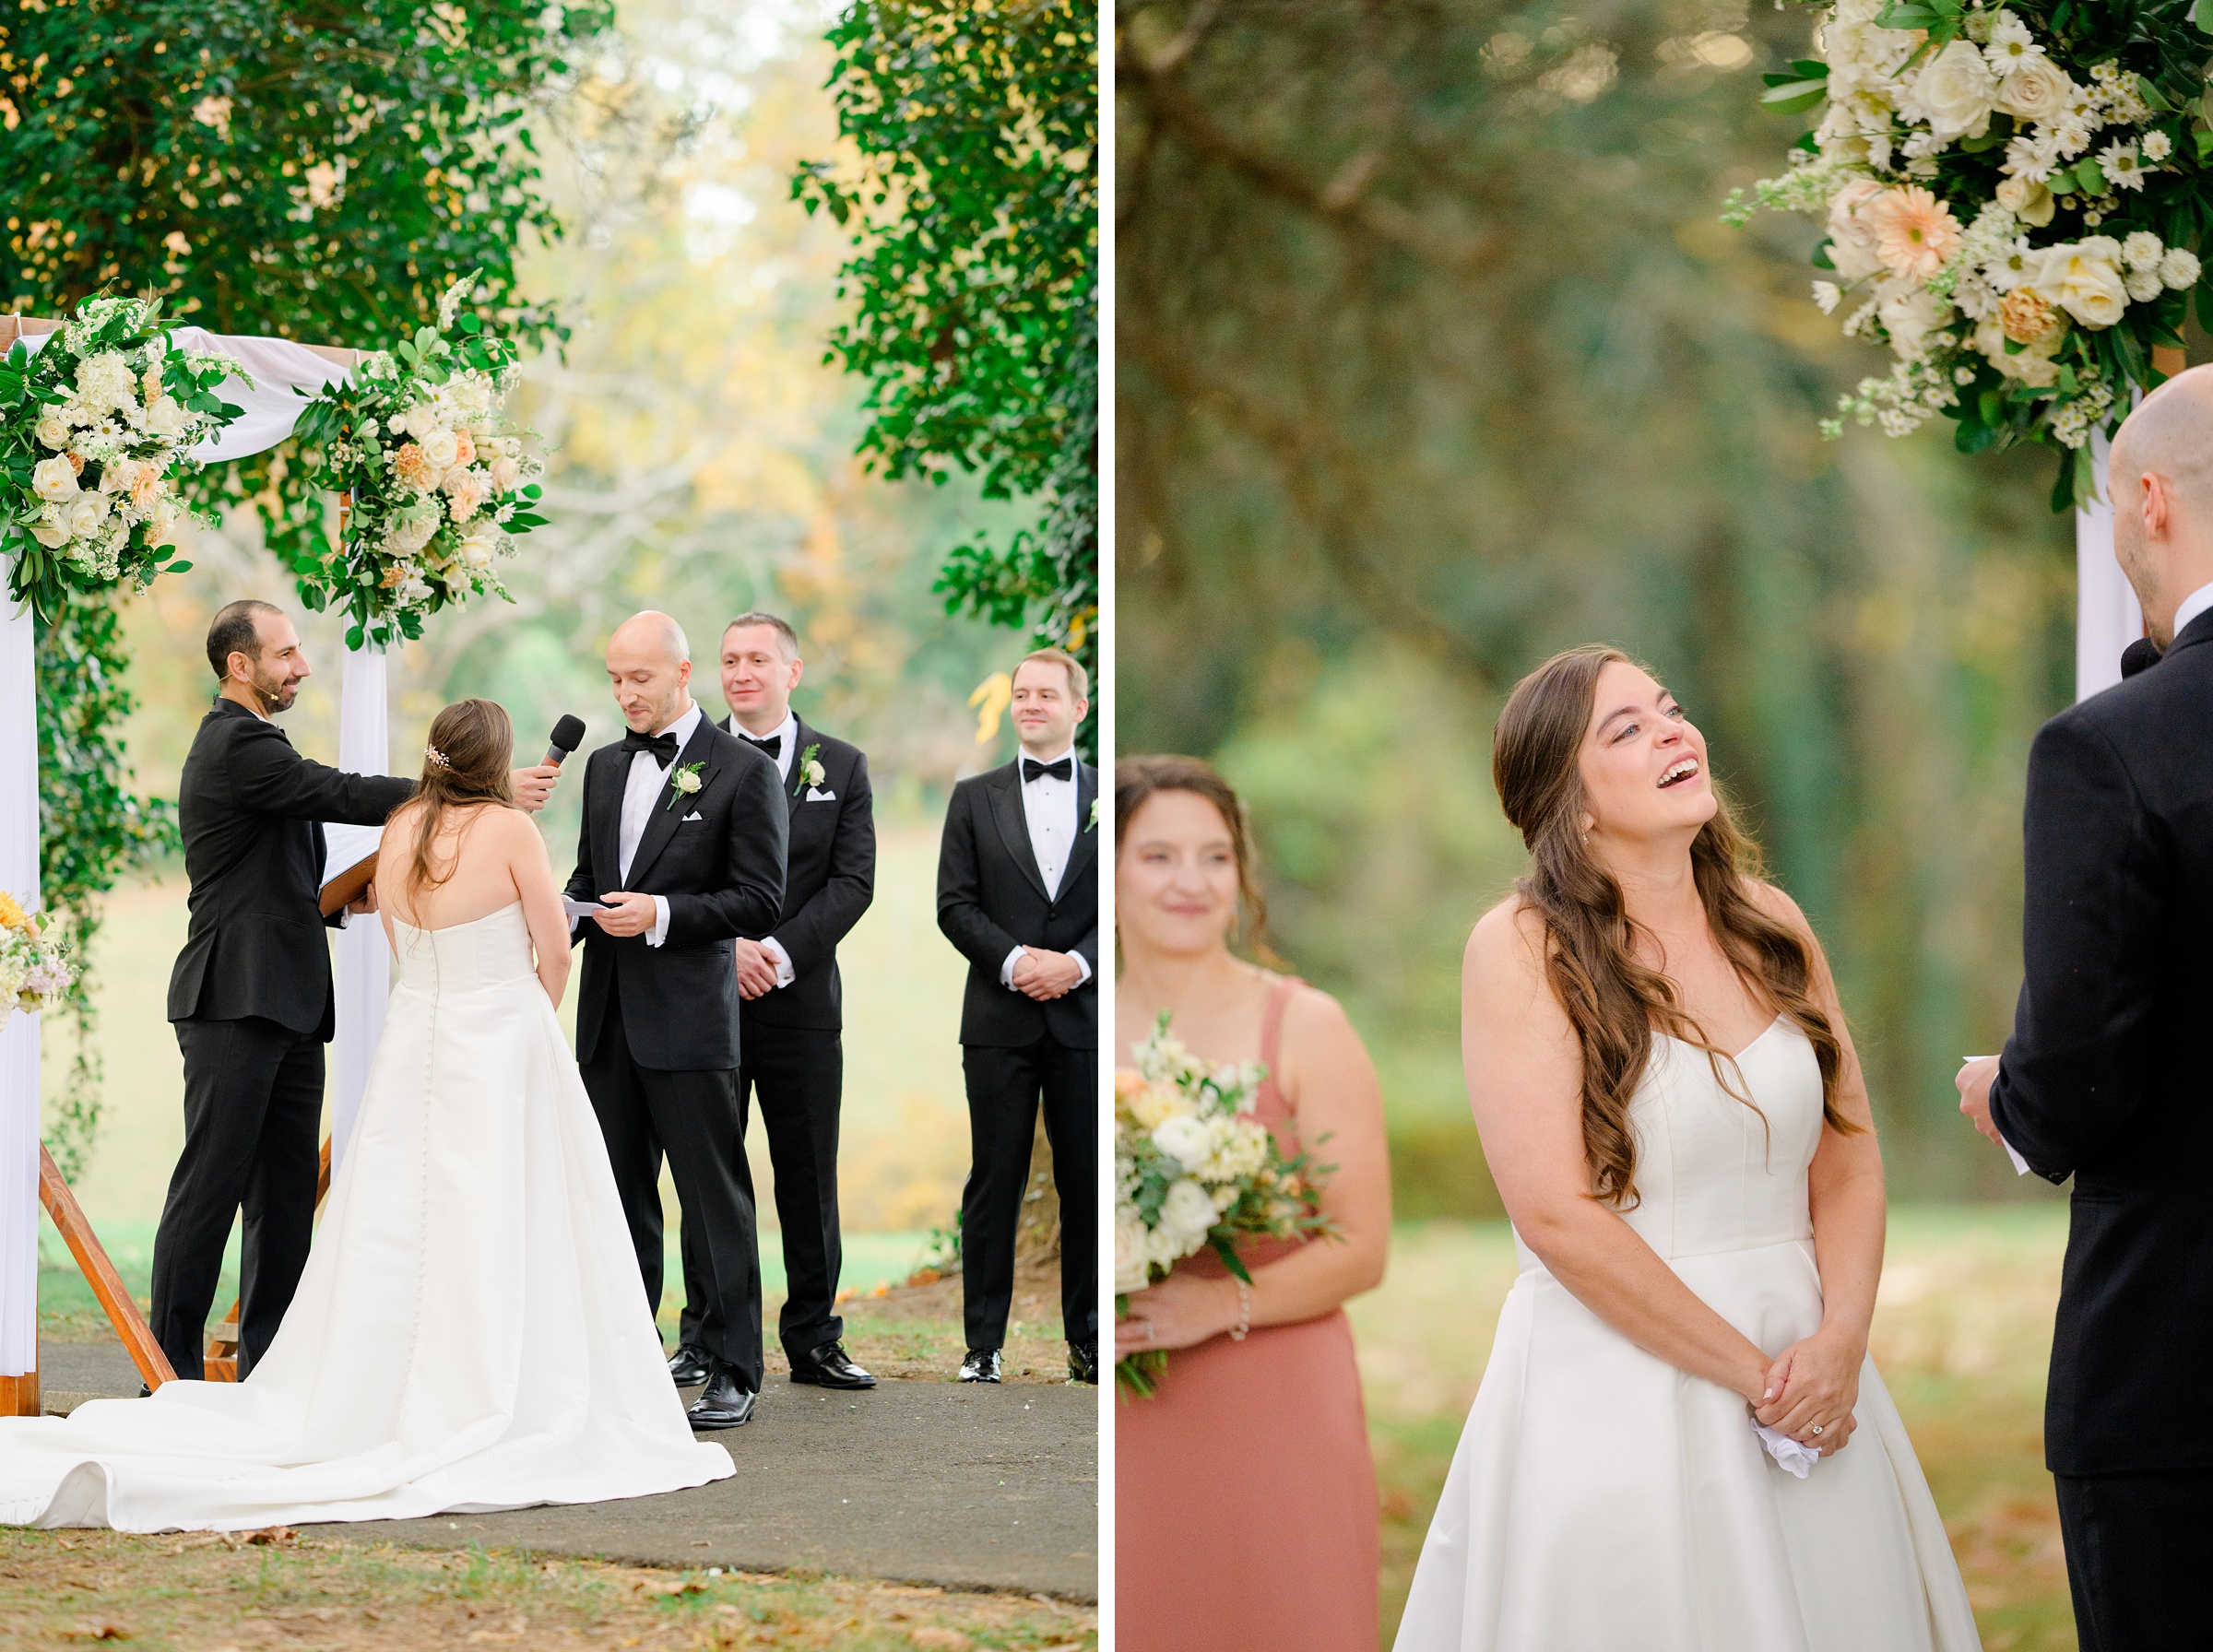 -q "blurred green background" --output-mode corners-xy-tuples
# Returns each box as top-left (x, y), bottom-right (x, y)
(38, 0), (1043, 1268)
(1114, 0), (2129, 1211)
